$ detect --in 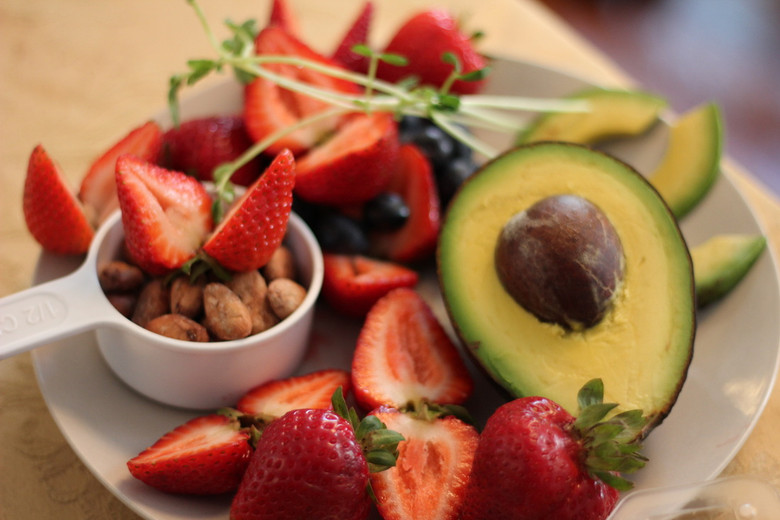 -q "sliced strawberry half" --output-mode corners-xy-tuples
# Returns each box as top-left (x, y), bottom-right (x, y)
(202, 149), (295, 272)
(351, 287), (473, 410)
(294, 112), (400, 205)
(161, 115), (261, 187)
(236, 369), (351, 417)
(79, 120), (162, 226)
(370, 407), (478, 520)
(23, 145), (94, 255)
(376, 9), (487, 95)
(372, 144), (440, 263)
(244, 26), (361, 155)
(127, 414), (251, 495)
(331, 1), (374, 73)
(267, 0), (300, 35)
(322, 253), (418, 317)
(115, 155), (213, 275)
